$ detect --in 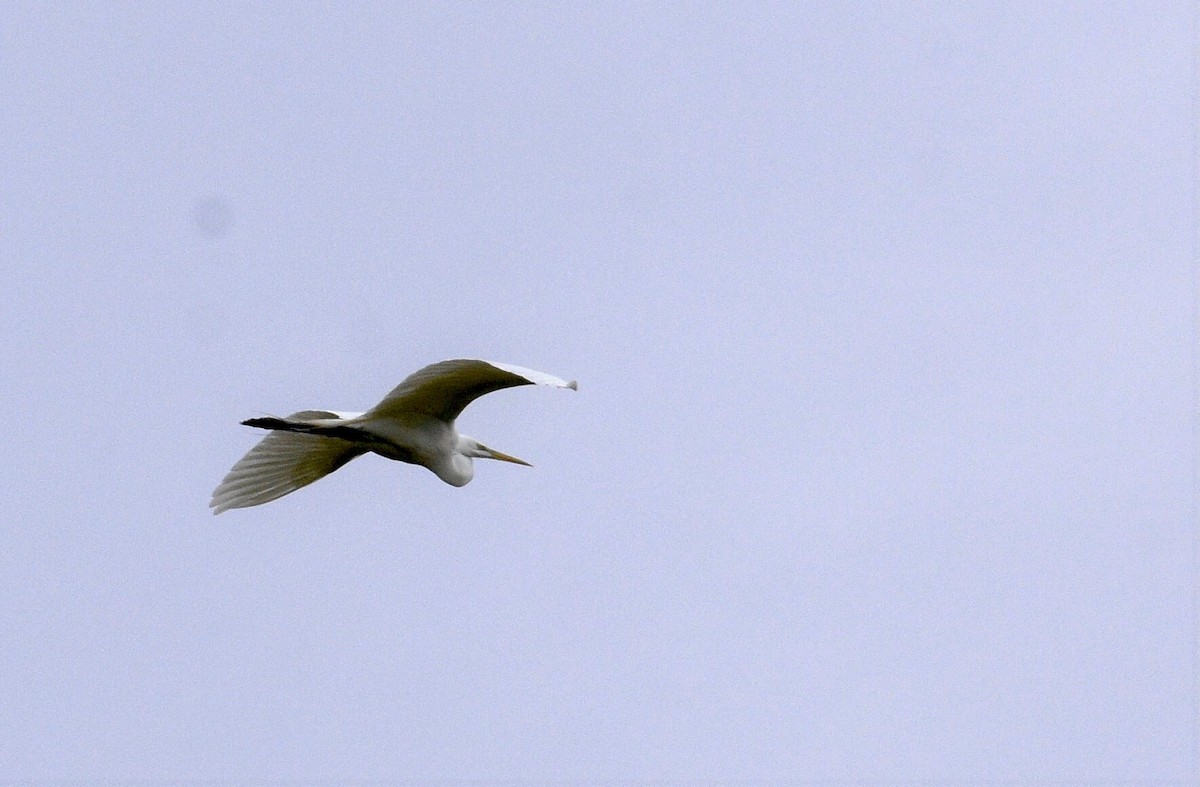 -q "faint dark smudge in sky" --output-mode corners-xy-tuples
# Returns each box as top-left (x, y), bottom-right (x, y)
(192, 196), (234, 237)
